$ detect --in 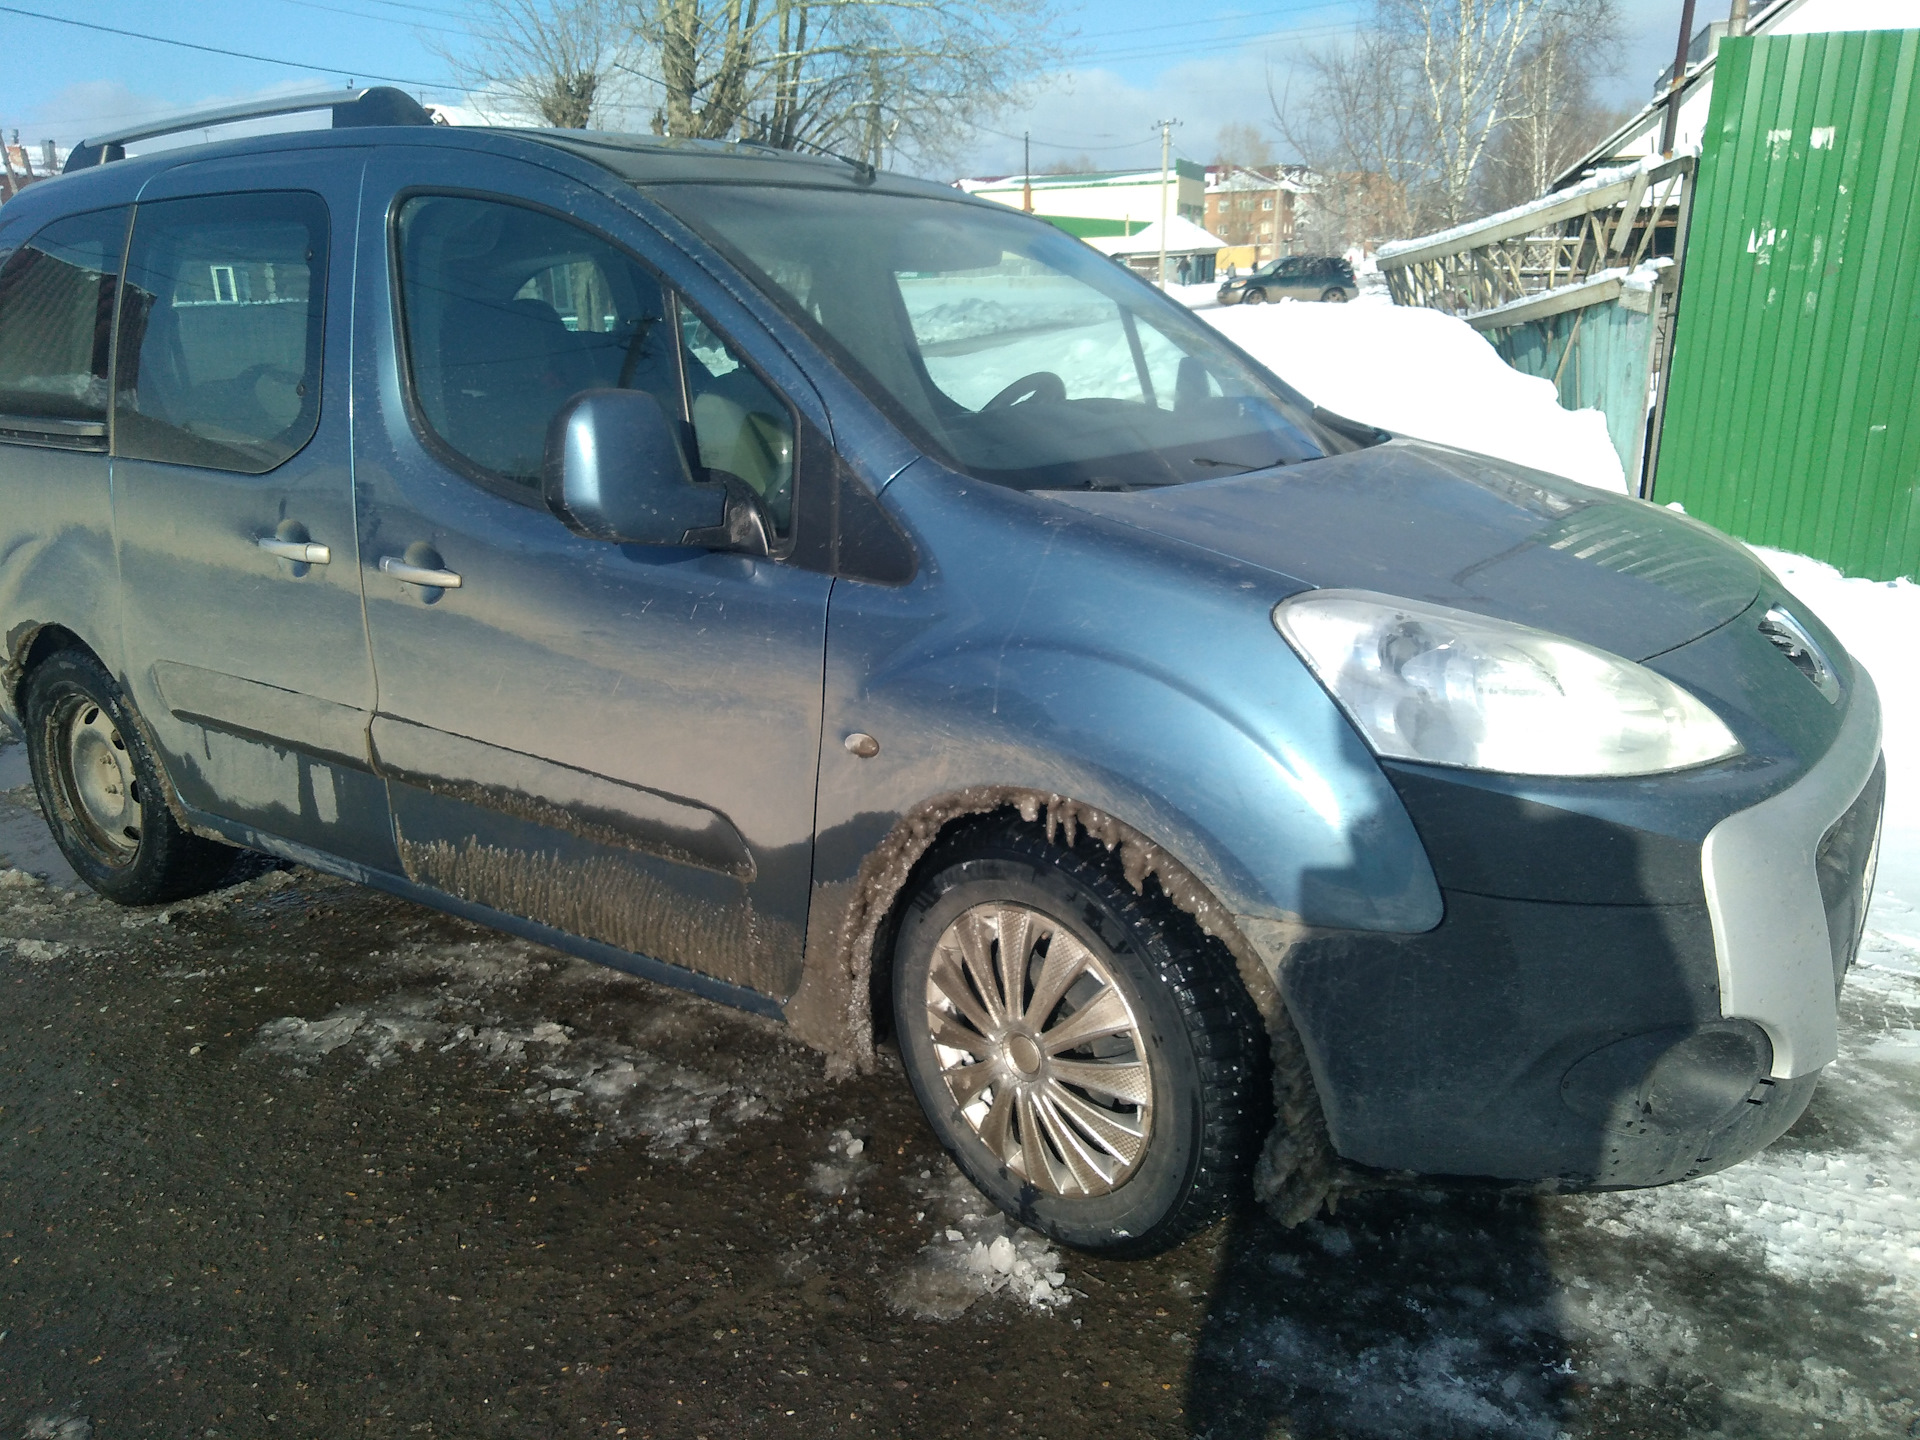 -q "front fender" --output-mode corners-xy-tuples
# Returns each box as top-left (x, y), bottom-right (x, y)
(816, 635), (1441, 935)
